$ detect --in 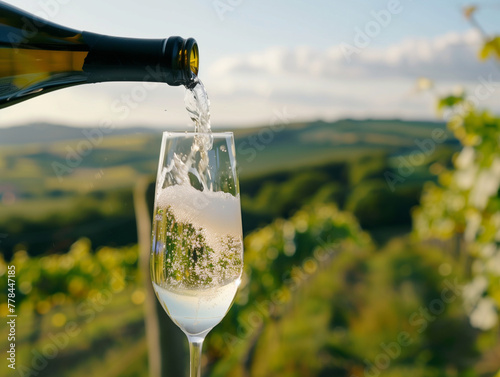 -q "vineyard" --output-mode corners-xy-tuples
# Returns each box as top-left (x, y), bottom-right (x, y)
(1, 6), (500, 377)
